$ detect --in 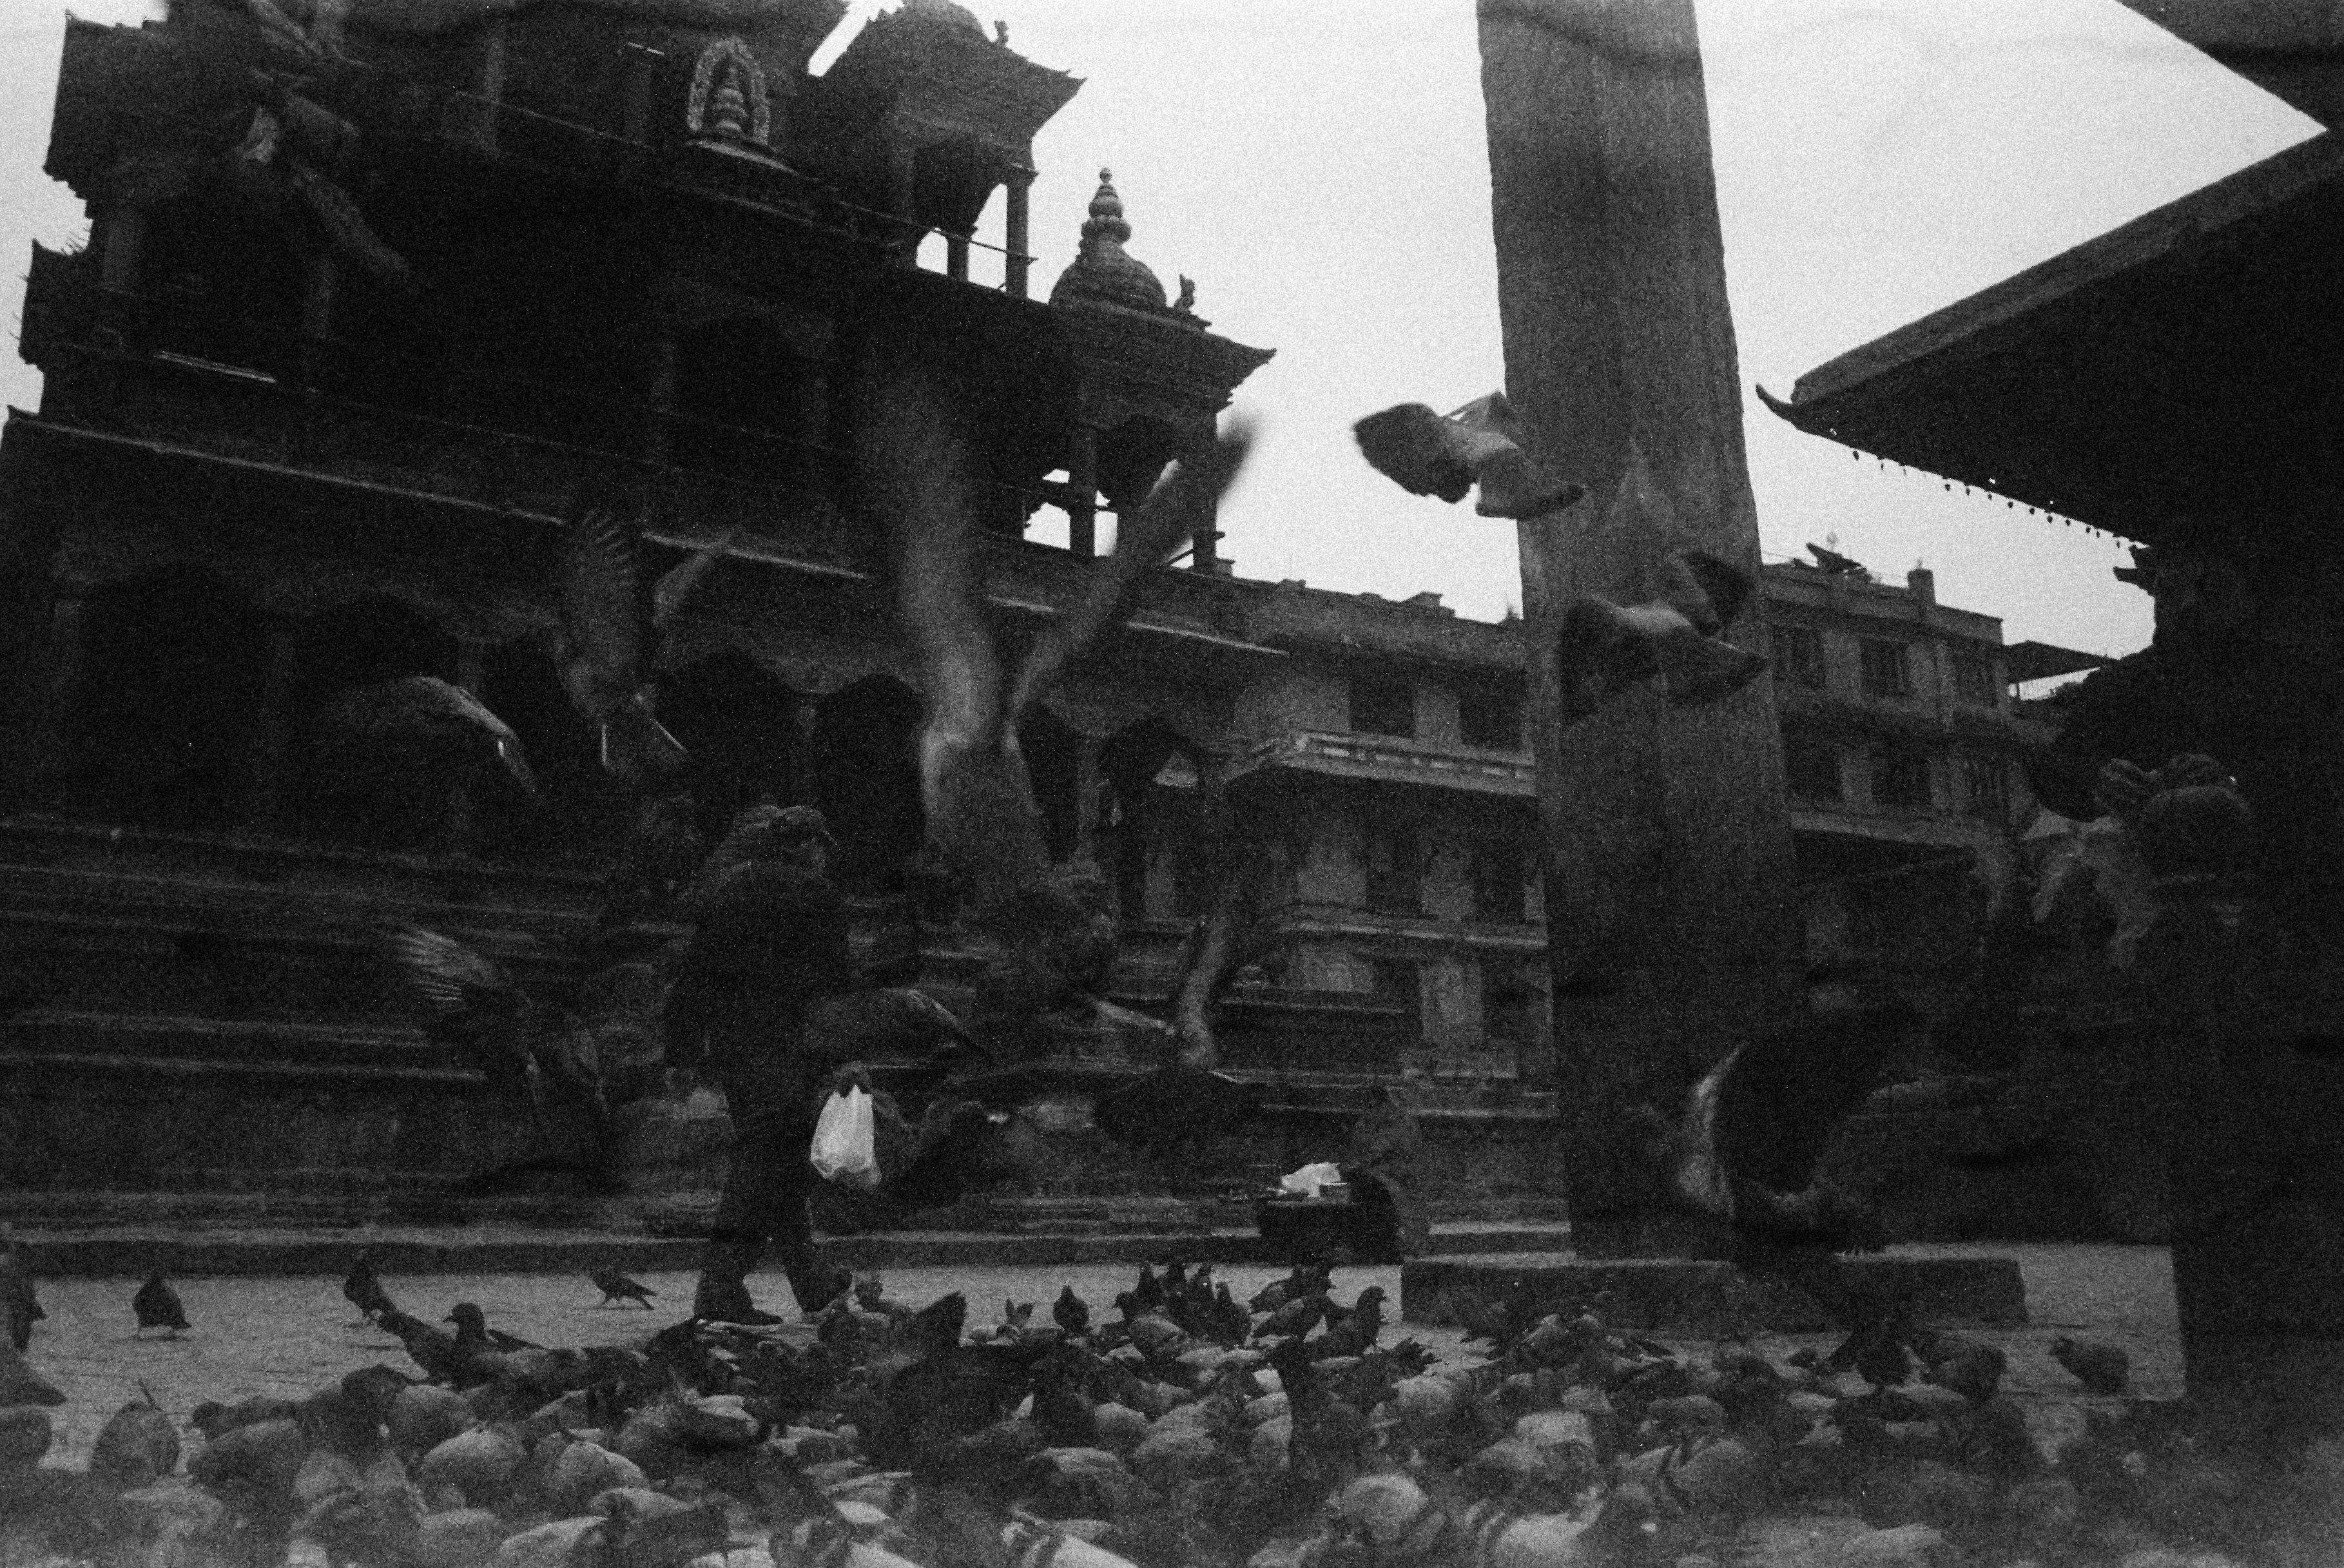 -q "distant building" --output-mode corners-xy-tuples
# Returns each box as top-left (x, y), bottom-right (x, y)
(1764, 550), (2037, 1009)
